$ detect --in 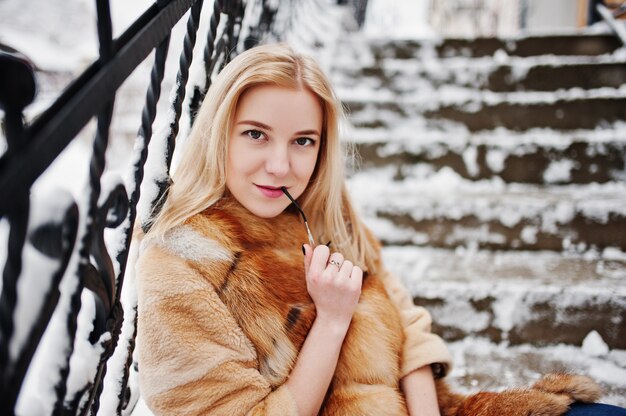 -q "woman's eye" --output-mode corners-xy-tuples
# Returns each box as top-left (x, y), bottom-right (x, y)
(245, 130), (264, 140)
(295, 137), (313, 146)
